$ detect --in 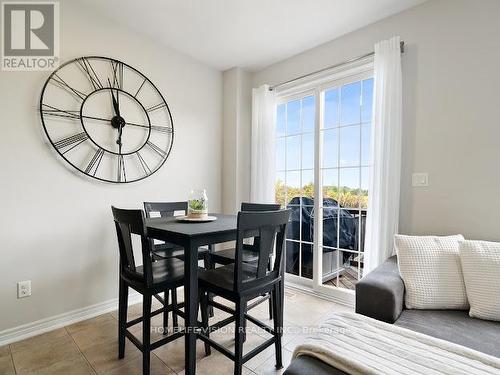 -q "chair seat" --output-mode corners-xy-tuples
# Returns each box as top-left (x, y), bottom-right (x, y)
(125, 257), (184, 285)
(198, 263), (258, 291)
(210, 247), (259, 264)
(152, 243), (209, 260)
